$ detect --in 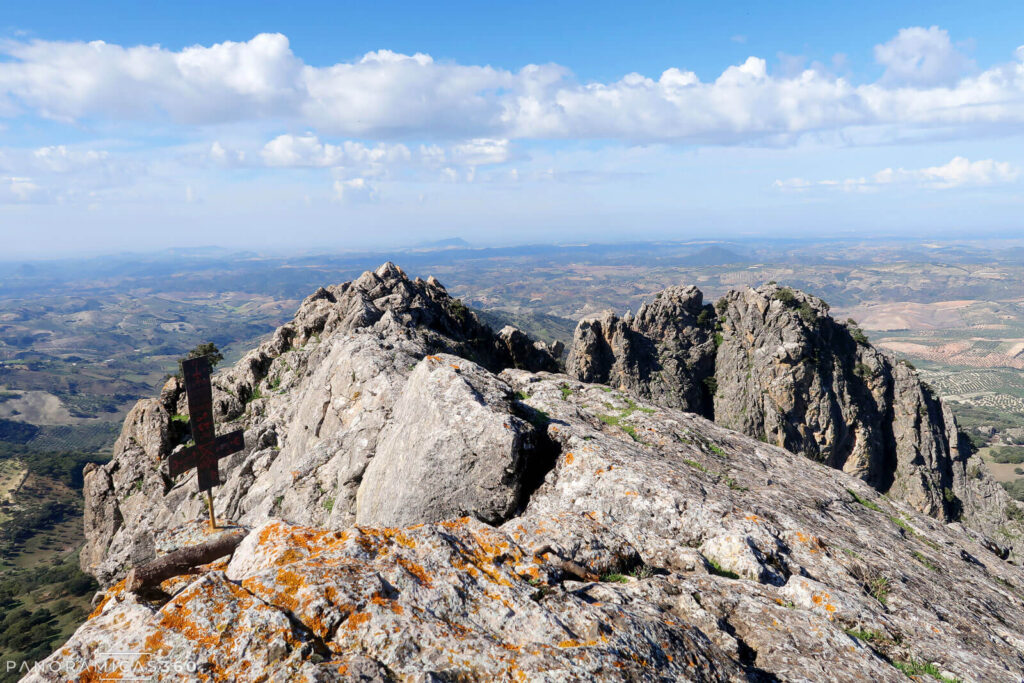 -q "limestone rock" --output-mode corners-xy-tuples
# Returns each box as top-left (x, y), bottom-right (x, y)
(355, 353), (538, 526)
(45, 371), (1024, 681)
(59, 266), (1024, 681)
(566, 285), (716, 415)
(495, 325), (562, 373)
(80, 263), (560, 585)
(566, 281), (1024, 553)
